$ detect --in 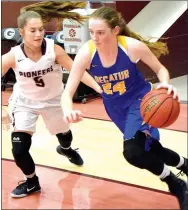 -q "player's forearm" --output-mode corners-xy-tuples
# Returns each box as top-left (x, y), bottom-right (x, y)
(62, 70), (82, 111)
(81, 71), (96, 88)
(2, 66), (10, 77)
(156, 66), (170, 84)
(81, 71), (101, 93)
(61, 91), (73, 112)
